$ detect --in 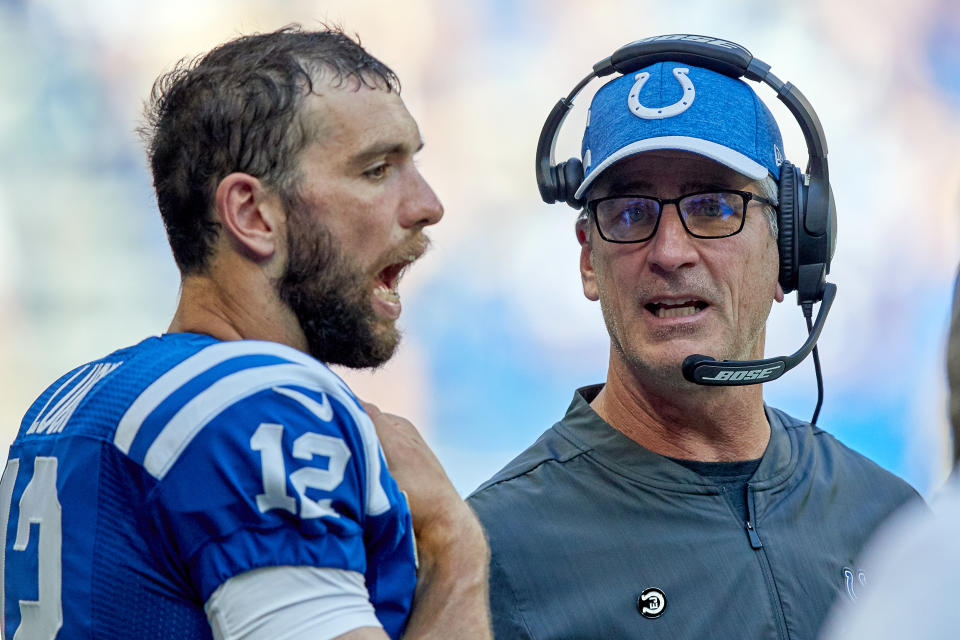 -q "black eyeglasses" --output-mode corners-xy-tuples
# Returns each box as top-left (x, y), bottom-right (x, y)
(587, 189), (777, 244)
